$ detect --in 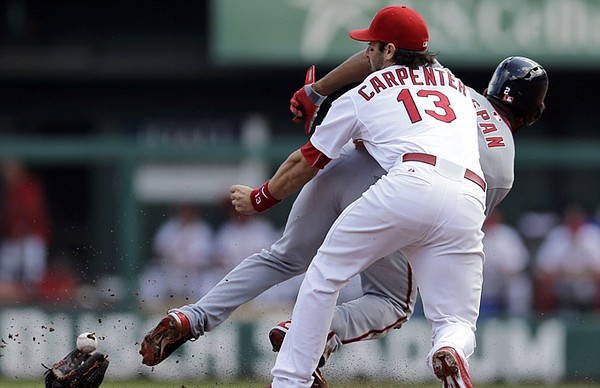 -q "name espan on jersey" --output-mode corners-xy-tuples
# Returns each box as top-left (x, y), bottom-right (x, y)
(472, 97), (507, 149)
